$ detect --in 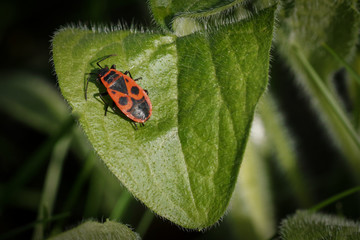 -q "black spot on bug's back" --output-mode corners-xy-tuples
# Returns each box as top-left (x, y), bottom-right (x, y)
(109, 76), (128, 94)
(119, 97), (128, 106)
(111, 91), (116, 94)
(131, 86), (139, 95)
(128, 97), (150, 120)
(104, 71), (119, 84)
